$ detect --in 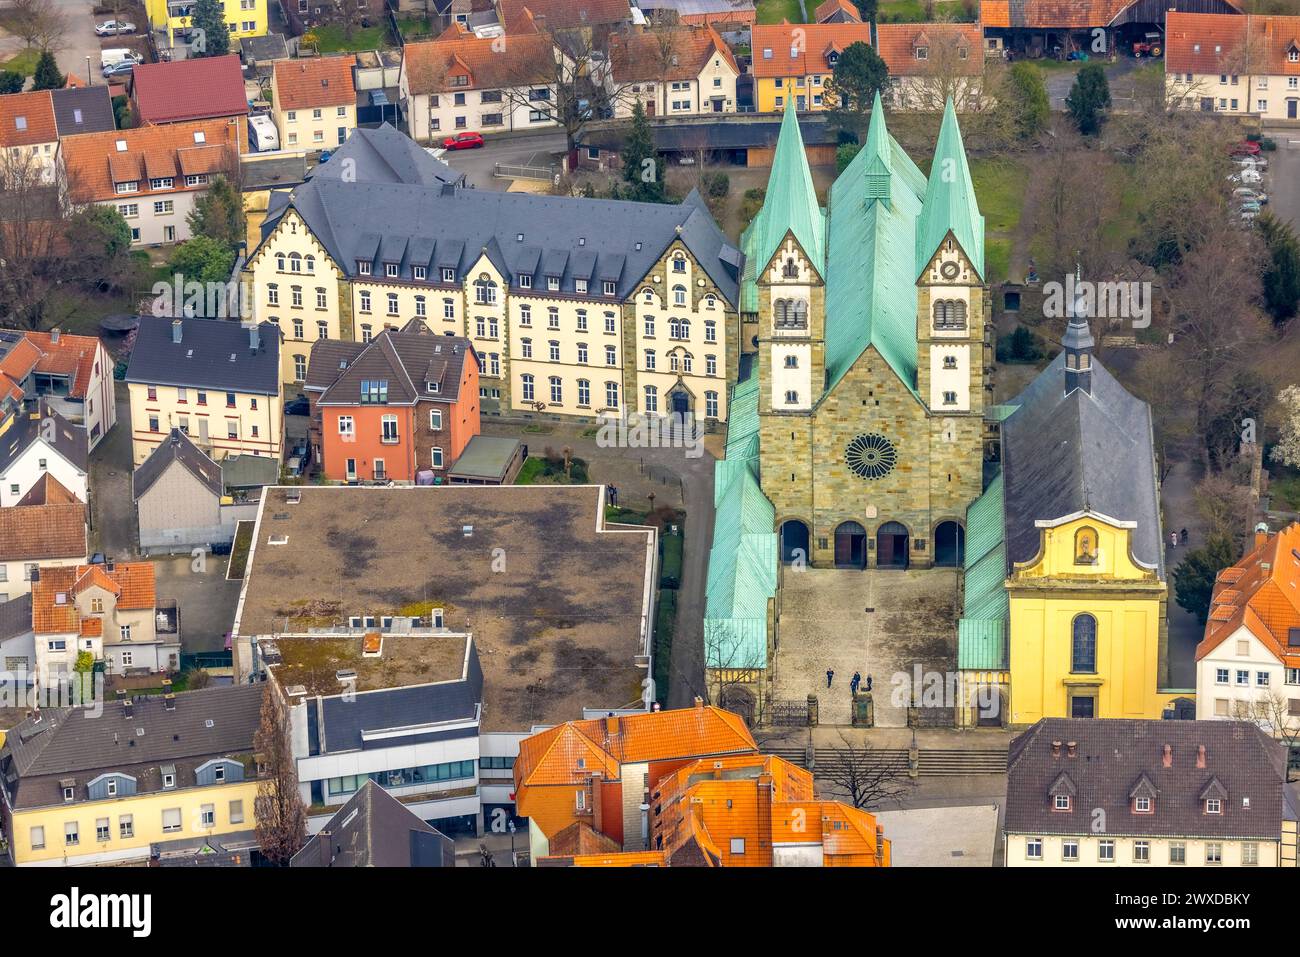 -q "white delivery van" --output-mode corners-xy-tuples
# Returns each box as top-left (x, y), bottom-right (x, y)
(248, 114), (280, 153)
(100, 48), (141, 69)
